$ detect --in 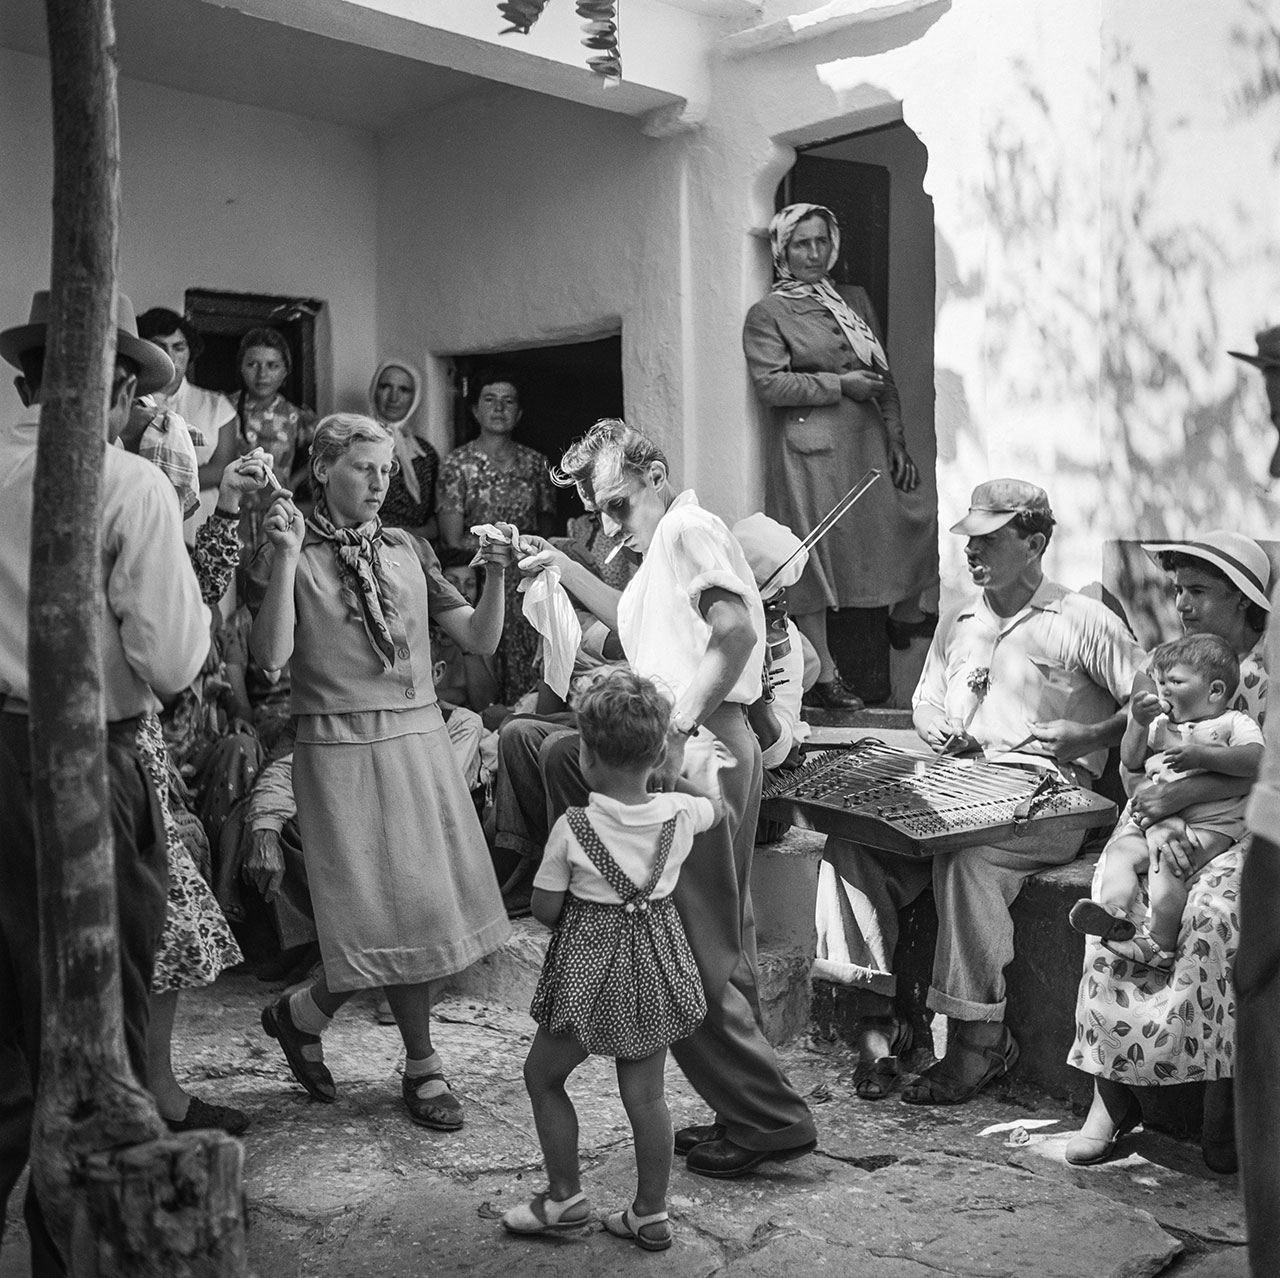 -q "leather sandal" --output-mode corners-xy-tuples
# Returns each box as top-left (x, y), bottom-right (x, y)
(900, 1026), (1019, 1106)
(501, 1190), (592, 1236)
(604, 1206), (673, 1252)
(852, 1015), (913, 1101)
(401, 1071), (464, 1131)
(1104, 931), (1175, 971)
(166, 1094), (250, 1137)
(1065, 1097), (1143, 1166)
(261, 997), (336, 1102)
(1068, 899), (1137, 943)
